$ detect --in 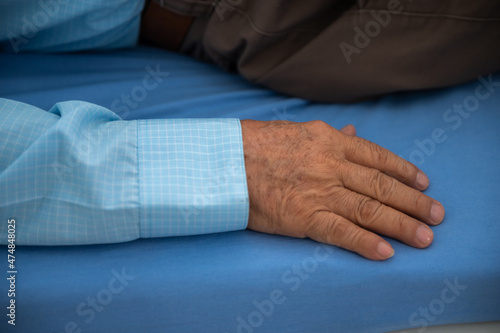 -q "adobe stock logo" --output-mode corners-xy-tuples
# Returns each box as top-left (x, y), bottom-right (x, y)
(406, 74), (499, 166)
(235, 244), (333, 333)
(271, 106), (297, 122)
(110, 64), (170, 119)
(55, 268), (135, 333)
(340, 0), (404, 64)
(7, 0), (69, 53)
(402, 278), (467, 333)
